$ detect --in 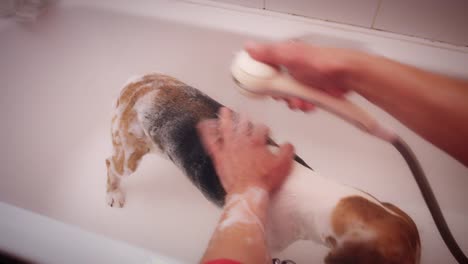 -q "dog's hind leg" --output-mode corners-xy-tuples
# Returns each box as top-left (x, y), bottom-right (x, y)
(106, 110), (150, 208)
(105, 154), (126, 208)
